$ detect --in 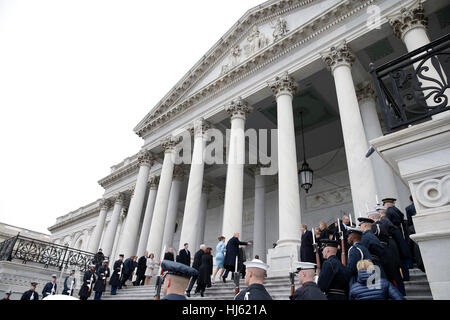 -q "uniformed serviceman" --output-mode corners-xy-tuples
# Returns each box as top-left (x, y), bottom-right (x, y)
(382, 197), (412, 280)
(2, 289), (12, 300)
(160, 260), (199, 300)
(291, 262), (326, 300)
(21, 282), (39, 300)
(94, 260), (110, 300)
(79, 264), (97, 300)
(109, 254), (124, 295)
(358, 217), (386, 277)
(234, 258), (272, 300)
(346, 227), (373, 285)
(317, 240), (350, 300)
(62, 270), (77, 296)
(42, 274), (58, 298)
